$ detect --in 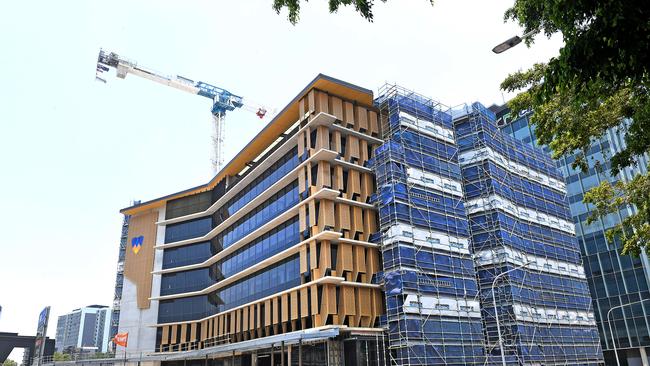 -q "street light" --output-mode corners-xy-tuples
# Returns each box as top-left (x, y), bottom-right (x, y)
(492, 30), (537, 54)
(607, 298), (650, 366)
(492, 259), (536, 366)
